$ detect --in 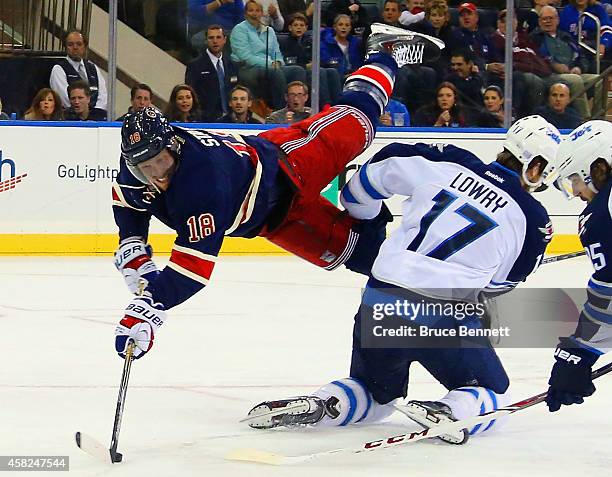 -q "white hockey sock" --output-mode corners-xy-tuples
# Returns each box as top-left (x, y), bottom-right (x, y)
(439, 387), (512, 435)
(313, 377), (395, 427)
